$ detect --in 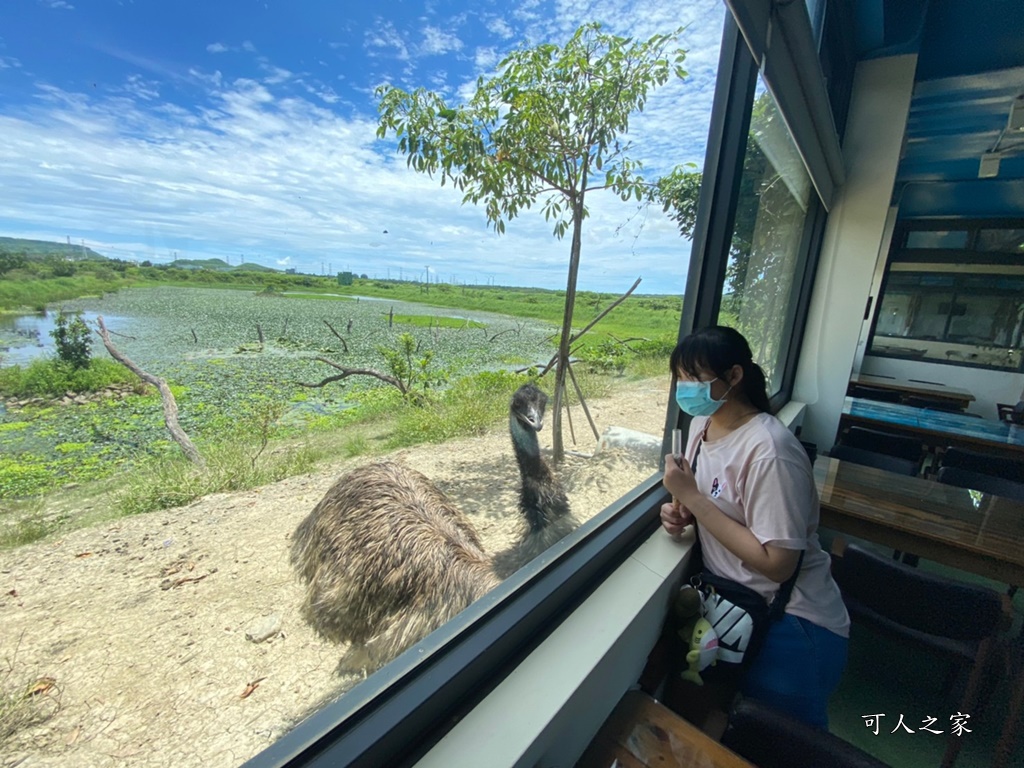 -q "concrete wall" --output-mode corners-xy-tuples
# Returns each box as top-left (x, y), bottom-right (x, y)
(792, 55), (918, 451)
